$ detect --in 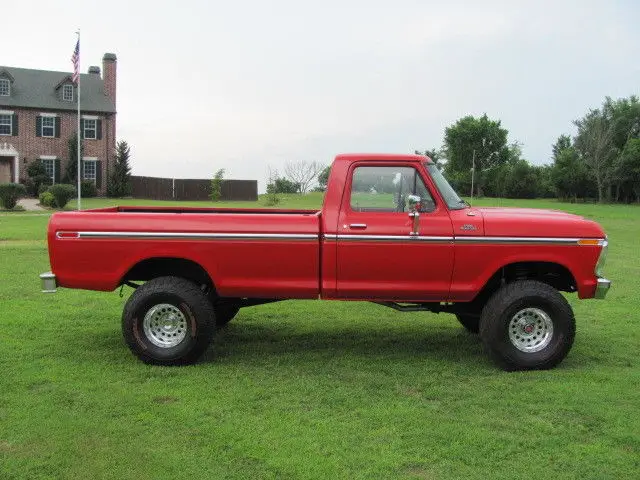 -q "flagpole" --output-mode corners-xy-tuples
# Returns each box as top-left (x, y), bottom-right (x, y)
(76, 30), (82, 210)
(470, 149), (475, 206)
